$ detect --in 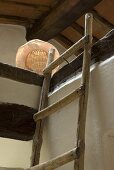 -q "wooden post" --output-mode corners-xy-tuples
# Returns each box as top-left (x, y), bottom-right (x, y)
(74, 13), (93, 170)
(31, 49), (55, 166)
